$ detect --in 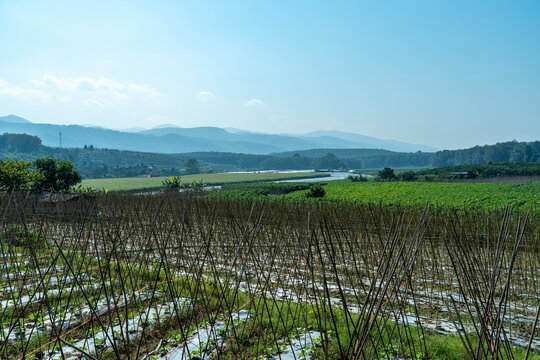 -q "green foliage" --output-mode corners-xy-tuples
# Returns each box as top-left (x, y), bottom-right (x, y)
(186, 179), (206, 191)
(154, 176), (209, 192)
(348, 174), (368, 182)
(421, 174), (438, 182)
(378, 167), (397, 180)
(313, 152), (346, 170)
(184, 158), (201, 174)
(33, 157), (82, 192)
(162, 176), (183, 189)
(0, 159), (43, 191)
(1, 225), (44, 247)
(2, 131), (539, 178)
(416, 162), (540, 179)
(208, 182), (312, 200)
(288, 181), (540, 211)
(0, 157), (82, 193)
(399, 171), (418, 181)
(0, 133), (42, 153)
(432, 140), (540, 167)
(306, 184), (326, 198)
